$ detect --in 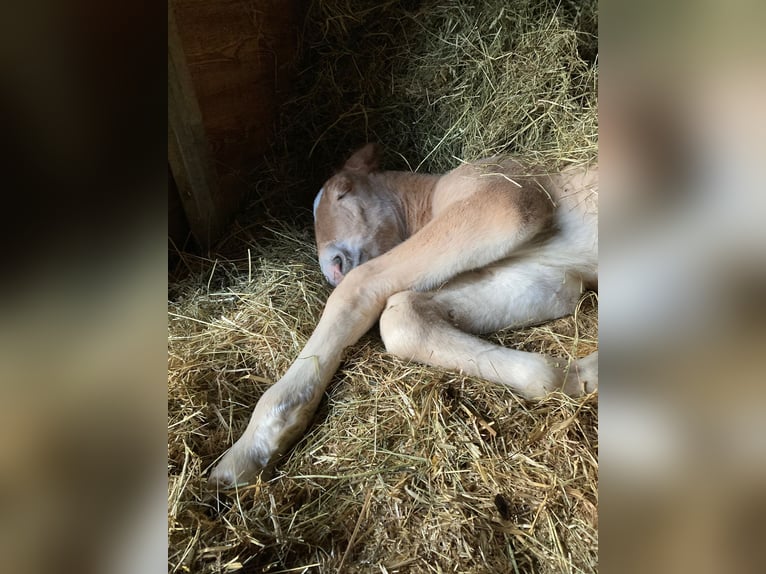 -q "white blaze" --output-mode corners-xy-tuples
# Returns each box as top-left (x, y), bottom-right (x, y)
(313, 188), (324, 220)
